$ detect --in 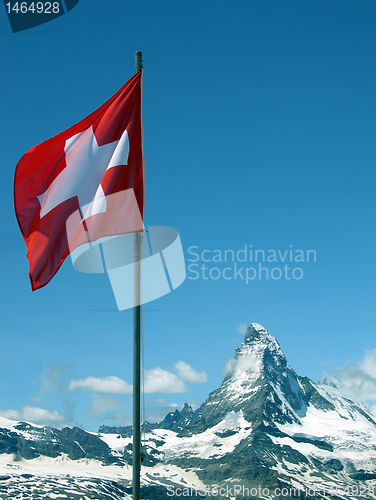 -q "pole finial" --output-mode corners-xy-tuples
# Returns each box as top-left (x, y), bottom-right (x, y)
(135, 51), (143, 72)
